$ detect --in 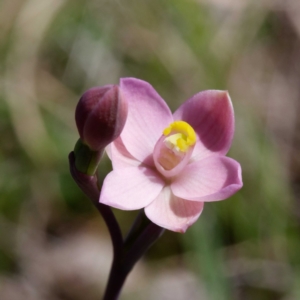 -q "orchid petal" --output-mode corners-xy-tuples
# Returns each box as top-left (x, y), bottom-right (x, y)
(171, 156), (242, 202)
(100, 166), (164, 210)
(109, 137), (141, 169)
(145, 187), (204, 233)
(120, 78), (173, 165)
(173, 90), (234, 160)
